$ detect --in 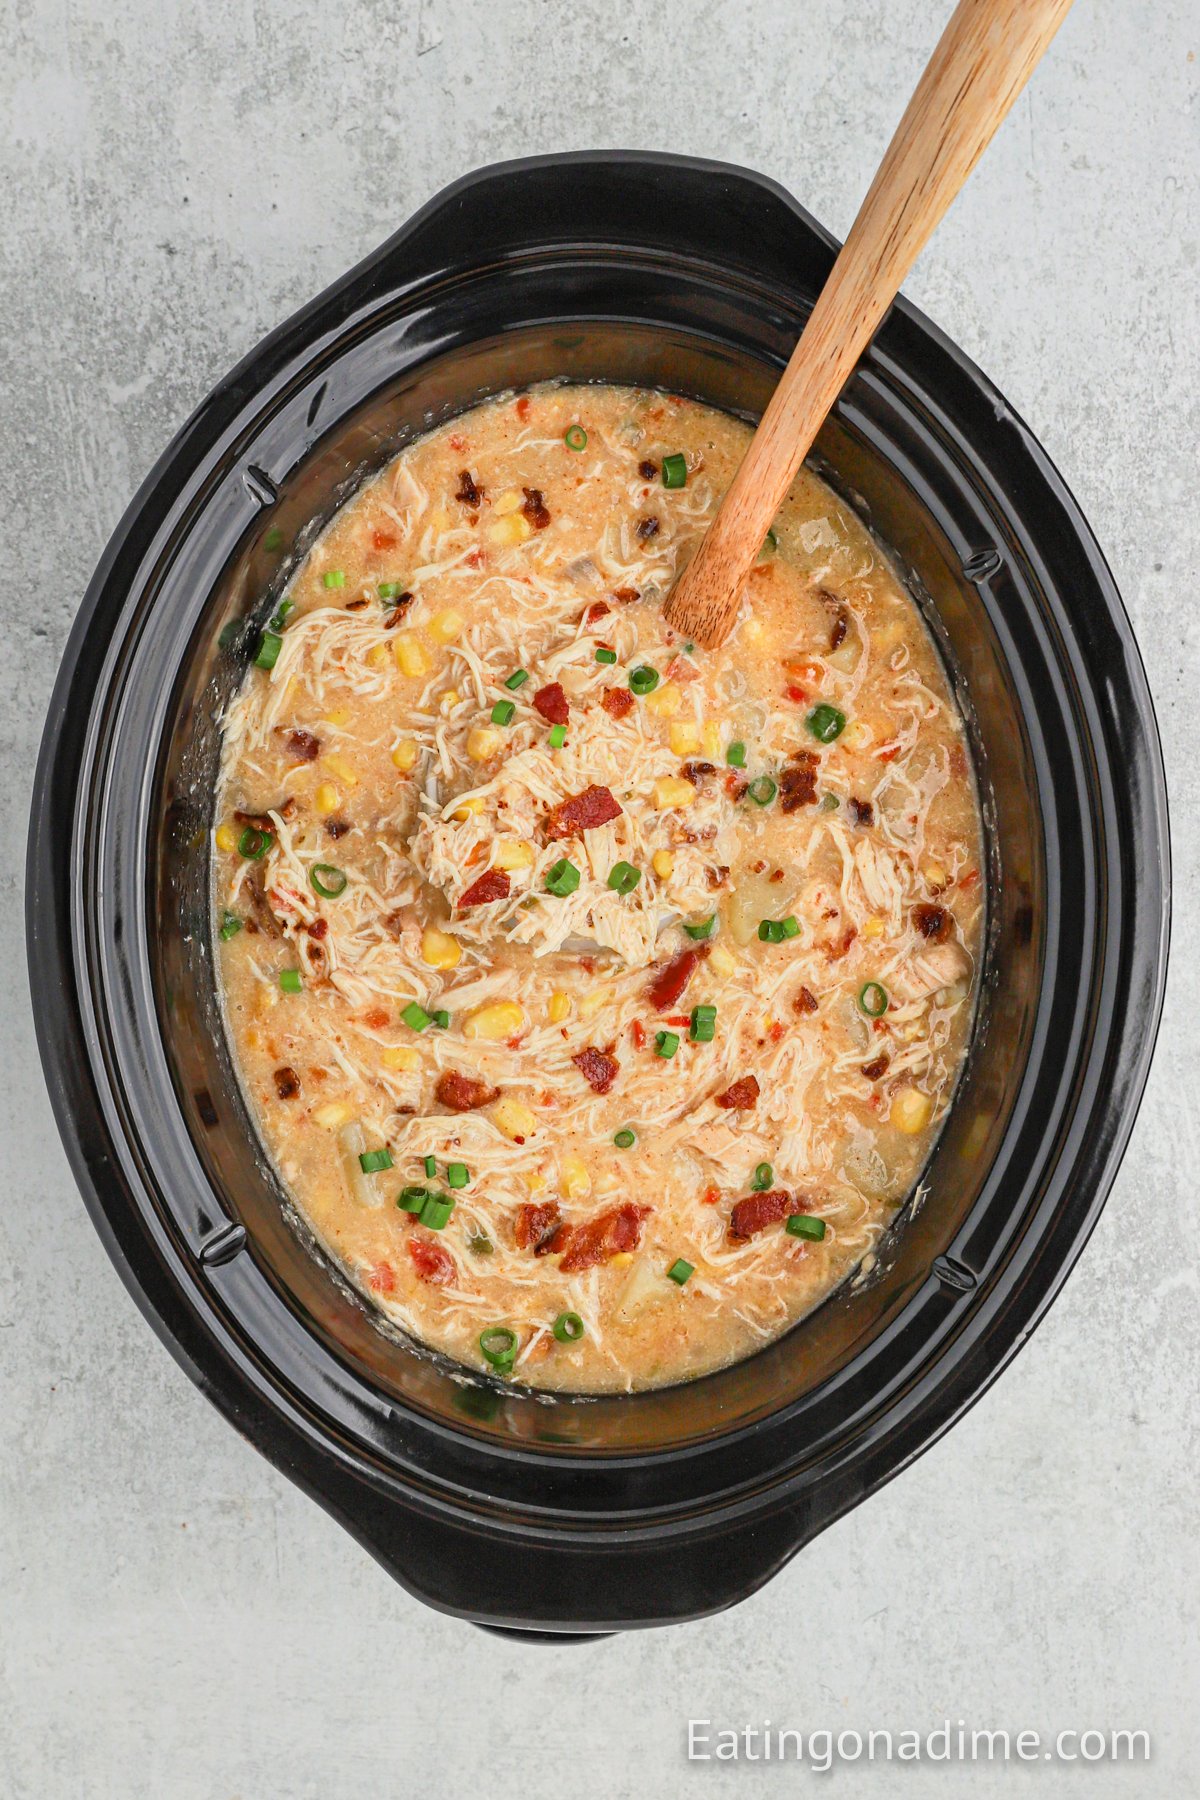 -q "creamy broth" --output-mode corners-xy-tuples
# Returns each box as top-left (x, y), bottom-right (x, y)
(215, 384), (983, 1392)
